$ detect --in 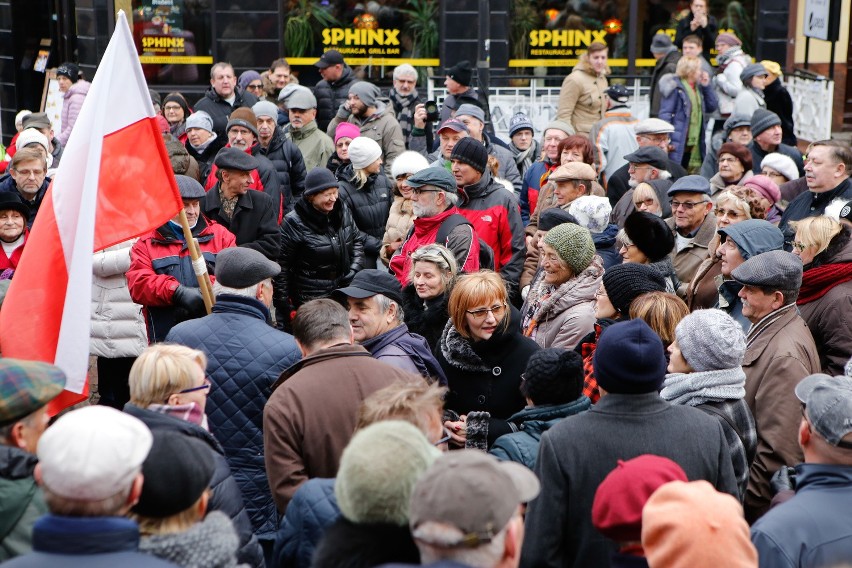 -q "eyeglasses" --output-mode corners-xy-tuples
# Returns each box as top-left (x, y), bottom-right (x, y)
(670, 200), (706, 211)
(246, 83), (264, 91)
(628, 164), (652, 172)
(792, 241), (809, 252)
(163, 104), (183, 112)
(176, 378), (212, 396)
(14, 169), (45, 178)
(634, 198), (657, 208)
(434, 427), (452, 446)
(412, 187), (441, 196)
(466, 303), (507, 320)
(714, 208), (743, 219)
